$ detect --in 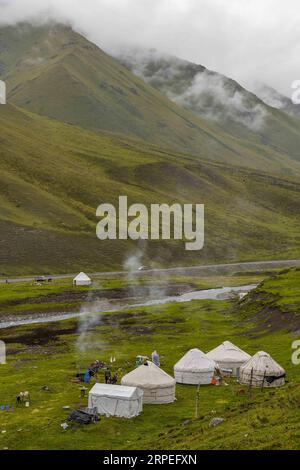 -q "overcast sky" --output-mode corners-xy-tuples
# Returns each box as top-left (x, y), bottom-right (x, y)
(0, 0), (299, 95)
